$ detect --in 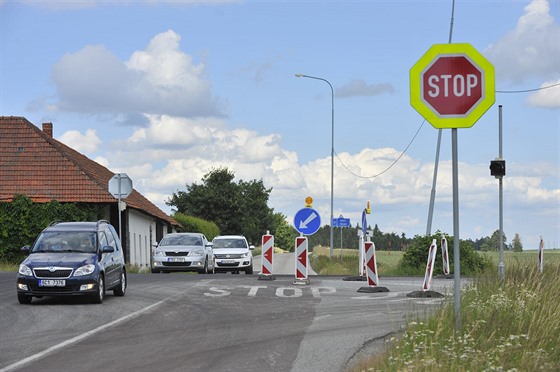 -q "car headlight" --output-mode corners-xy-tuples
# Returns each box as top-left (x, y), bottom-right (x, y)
(74, 264), (95, 276)
(154, 250), (165, 257)
(241, 252), (248, 258)
(191, 249), (204, 256)
(18, 264), (33, 277)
